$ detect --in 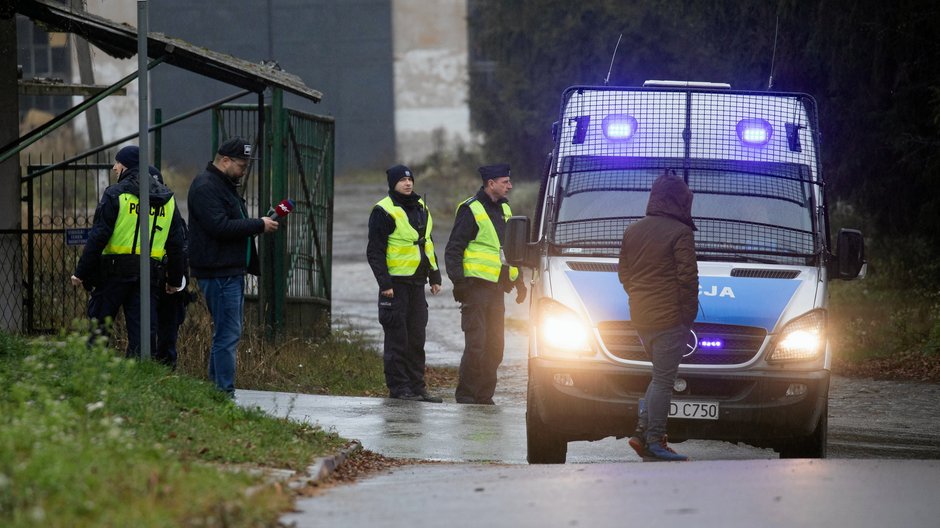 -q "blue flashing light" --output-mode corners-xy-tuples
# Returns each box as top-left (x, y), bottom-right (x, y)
(736, 118), (772, 146)
(602, 114), (638, 141)
(698, 338), (724, 349)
